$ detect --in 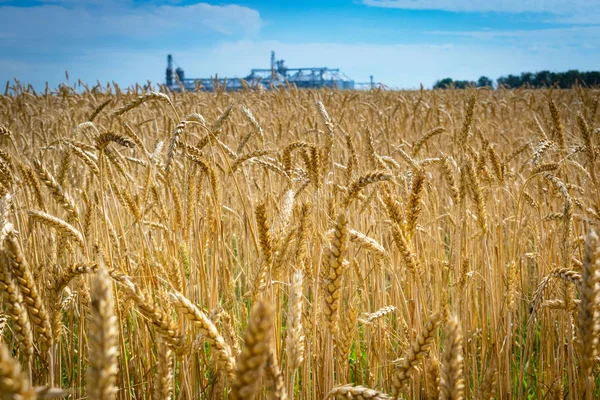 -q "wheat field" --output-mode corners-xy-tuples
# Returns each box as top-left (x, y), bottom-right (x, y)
(0, 82), (598, 399)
